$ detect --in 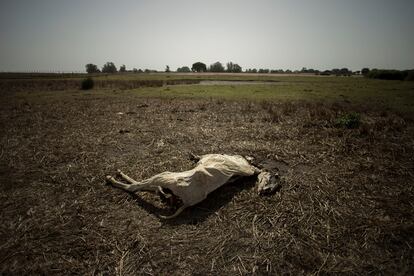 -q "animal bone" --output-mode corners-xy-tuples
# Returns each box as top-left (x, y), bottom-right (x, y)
(106, 154), (275, 219)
